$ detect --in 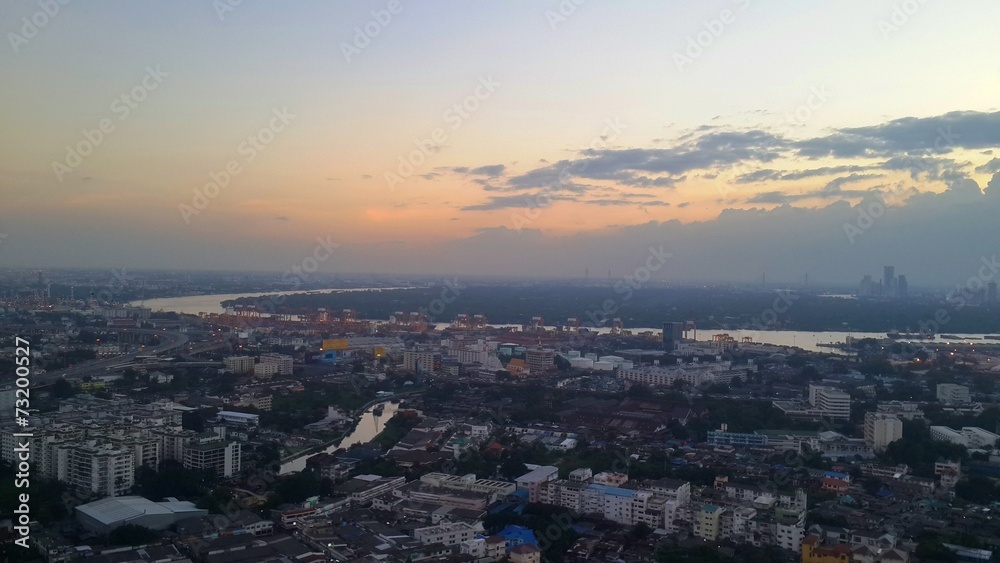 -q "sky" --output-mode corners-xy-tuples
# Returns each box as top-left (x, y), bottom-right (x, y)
(2, 0), (1000, 287)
